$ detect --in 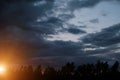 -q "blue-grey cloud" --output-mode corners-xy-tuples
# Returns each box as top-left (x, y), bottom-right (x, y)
(82, 23), (120, 46)
(68, 0), (101, 11)
(68, 28), (86, 34)
(0, 0), (120, 65)
(33, 17), (63, 34)
(89, 18), (99, 23)
(0, 0), (55, 31)
(32, 41), (83, 57)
